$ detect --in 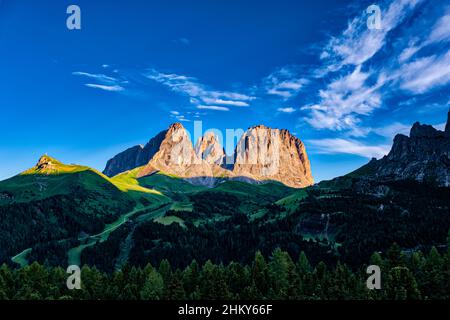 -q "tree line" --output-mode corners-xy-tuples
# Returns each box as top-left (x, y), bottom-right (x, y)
(1, 241), (449, 300)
